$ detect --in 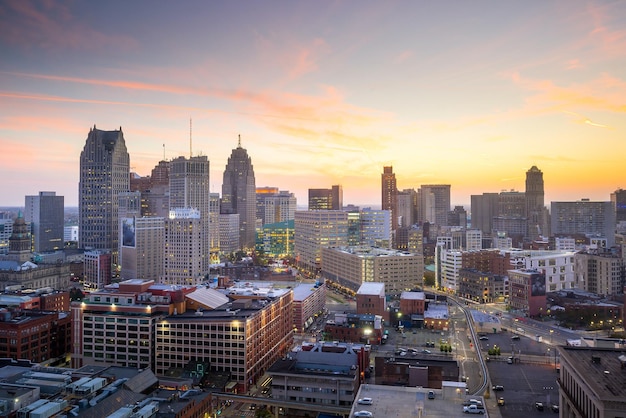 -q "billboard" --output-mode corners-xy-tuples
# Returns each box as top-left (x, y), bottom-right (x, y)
(530, 274), (546, 296)
(122, 217), (136, 247)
